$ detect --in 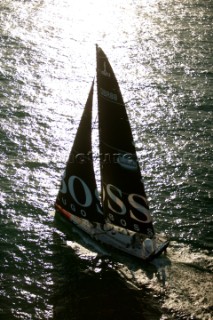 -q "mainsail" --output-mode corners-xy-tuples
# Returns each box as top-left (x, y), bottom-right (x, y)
(56, 81), (104, 224)
(96, 45), (155, 237)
